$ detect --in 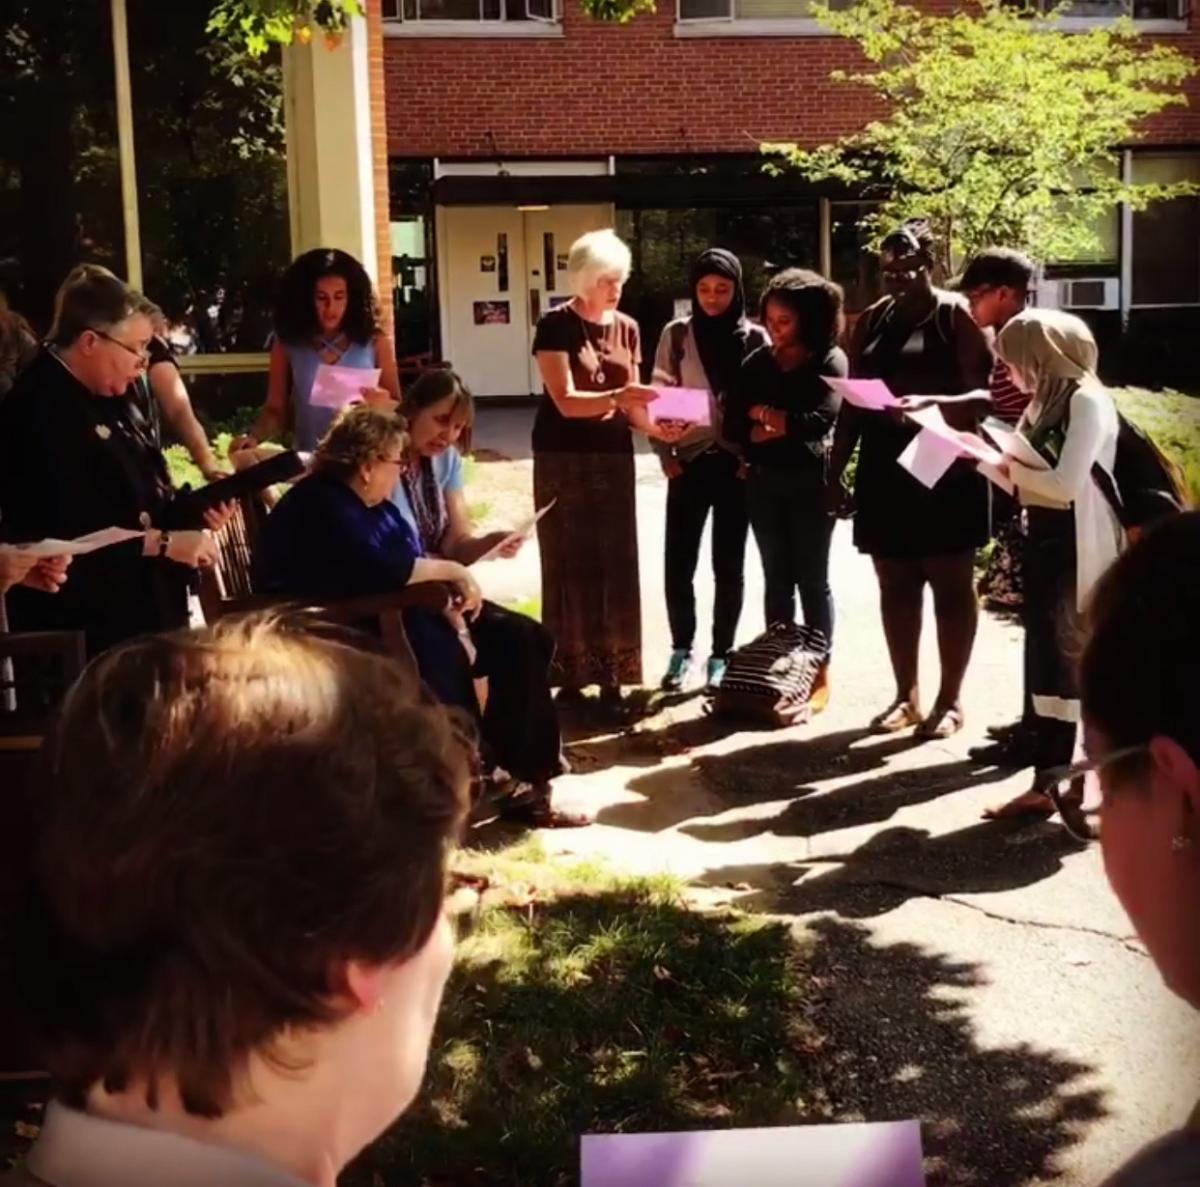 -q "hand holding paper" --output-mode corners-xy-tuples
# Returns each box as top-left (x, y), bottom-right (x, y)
(478, 500), (557, 563)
